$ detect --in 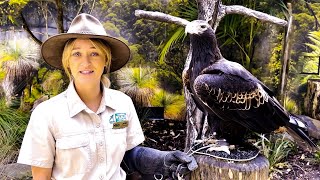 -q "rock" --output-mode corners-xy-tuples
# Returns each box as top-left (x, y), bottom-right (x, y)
(0, 163), (31, 180)
(297, 115), (320, 139)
